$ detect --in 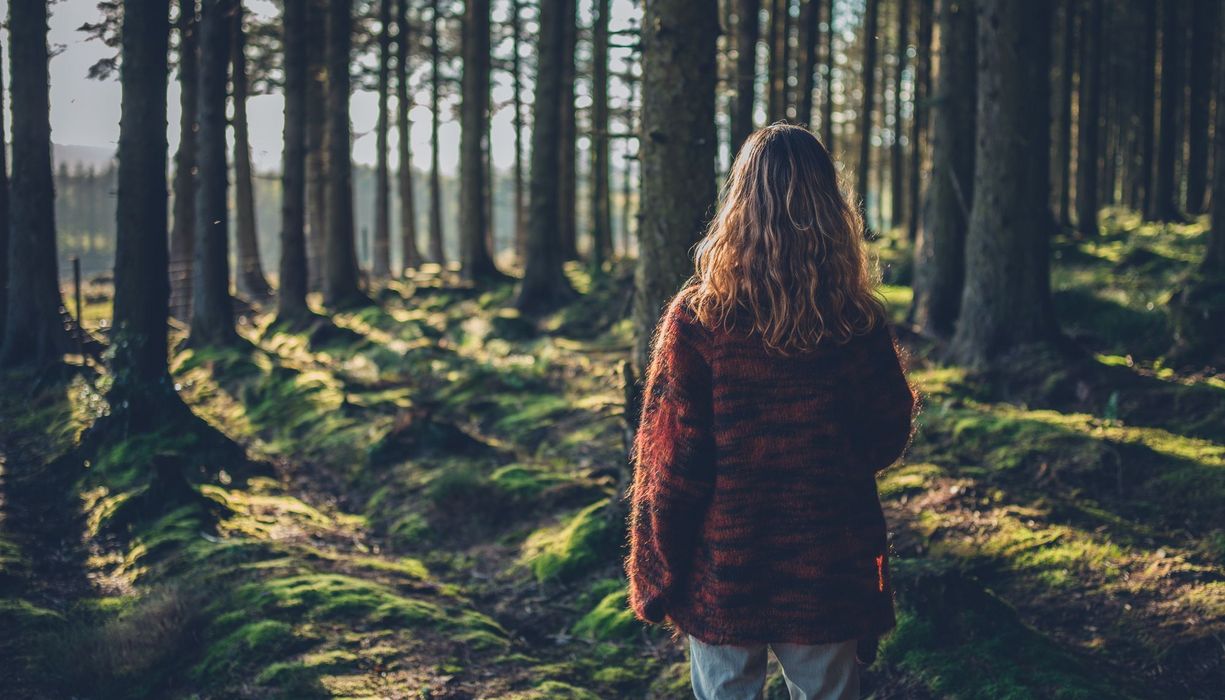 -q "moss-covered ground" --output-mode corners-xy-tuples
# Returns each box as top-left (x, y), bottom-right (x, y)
(2, 214), (1222, 698)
